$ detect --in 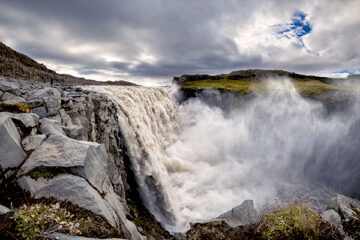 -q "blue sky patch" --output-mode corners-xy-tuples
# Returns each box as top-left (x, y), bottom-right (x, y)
(333, 70), (357, 75)
(275, 11), (313, 51)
